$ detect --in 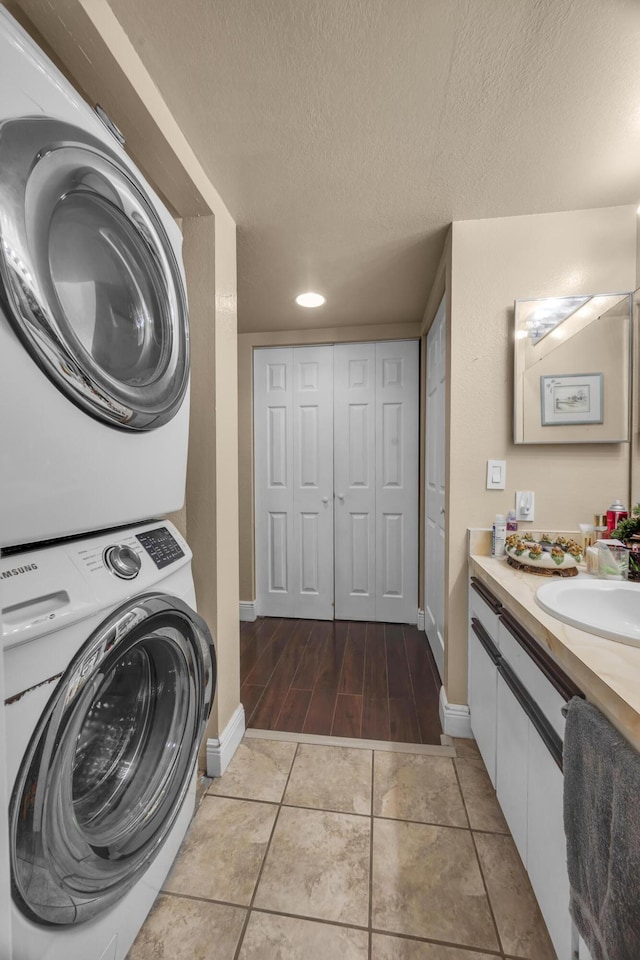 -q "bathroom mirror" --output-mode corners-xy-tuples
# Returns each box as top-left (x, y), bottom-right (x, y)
(513, 292), (632, 444)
